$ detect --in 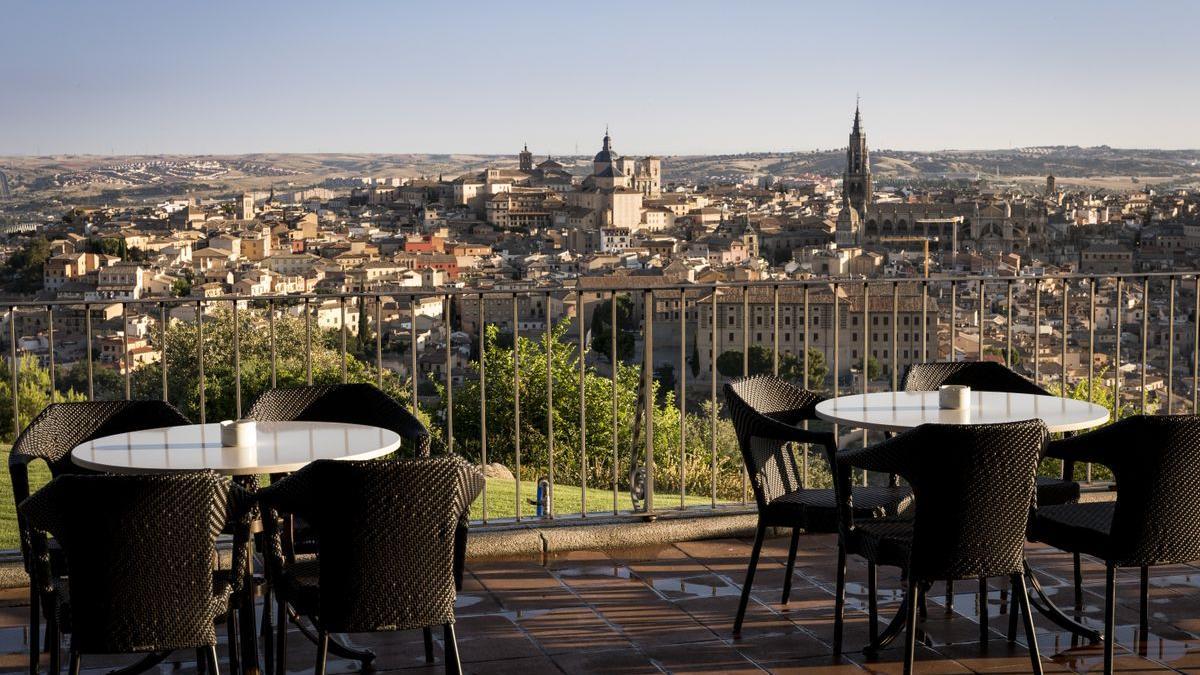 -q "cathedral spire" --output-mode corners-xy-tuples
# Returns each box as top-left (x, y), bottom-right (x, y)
(852, 95), (862, 134)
